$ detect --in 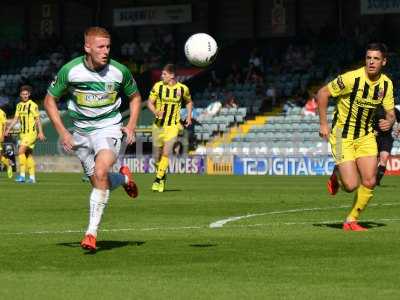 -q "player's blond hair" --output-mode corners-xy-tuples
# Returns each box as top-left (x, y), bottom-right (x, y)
(84, 26), (111, 42)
